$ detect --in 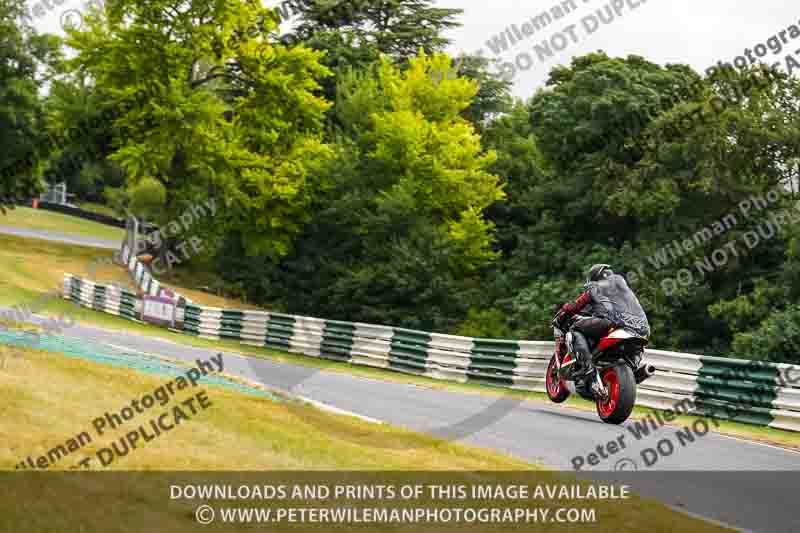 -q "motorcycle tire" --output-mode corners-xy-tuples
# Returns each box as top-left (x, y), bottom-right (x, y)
(595, 363), (636, 424)
(546, 353), (570, 403)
